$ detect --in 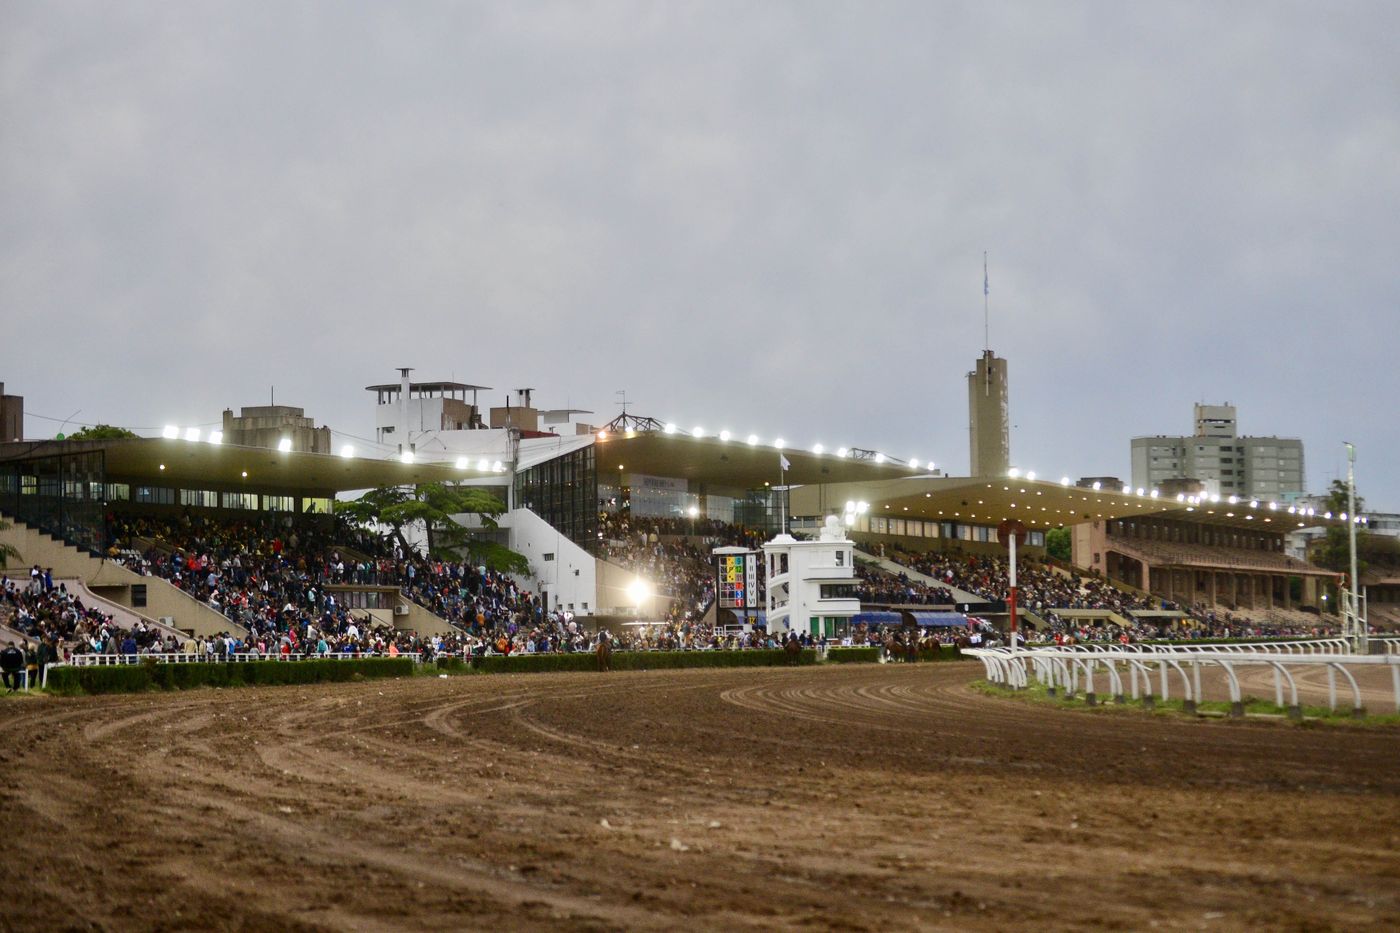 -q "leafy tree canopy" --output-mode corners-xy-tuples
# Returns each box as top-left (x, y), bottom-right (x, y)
(65, 424), (139, 440)
(337, 483), (529, 573)
(1044, 526), (1072, 563)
